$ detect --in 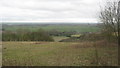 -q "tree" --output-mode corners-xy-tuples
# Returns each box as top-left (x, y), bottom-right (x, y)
(99, 0), (120, 44)
(2, 29), (54, 41)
